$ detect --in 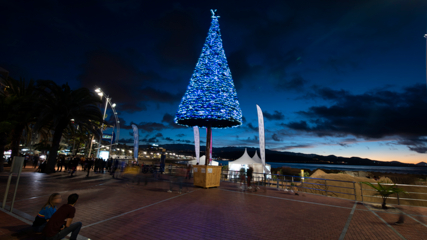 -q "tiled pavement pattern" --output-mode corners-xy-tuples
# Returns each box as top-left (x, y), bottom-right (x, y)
(1, 168), (427, 240)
